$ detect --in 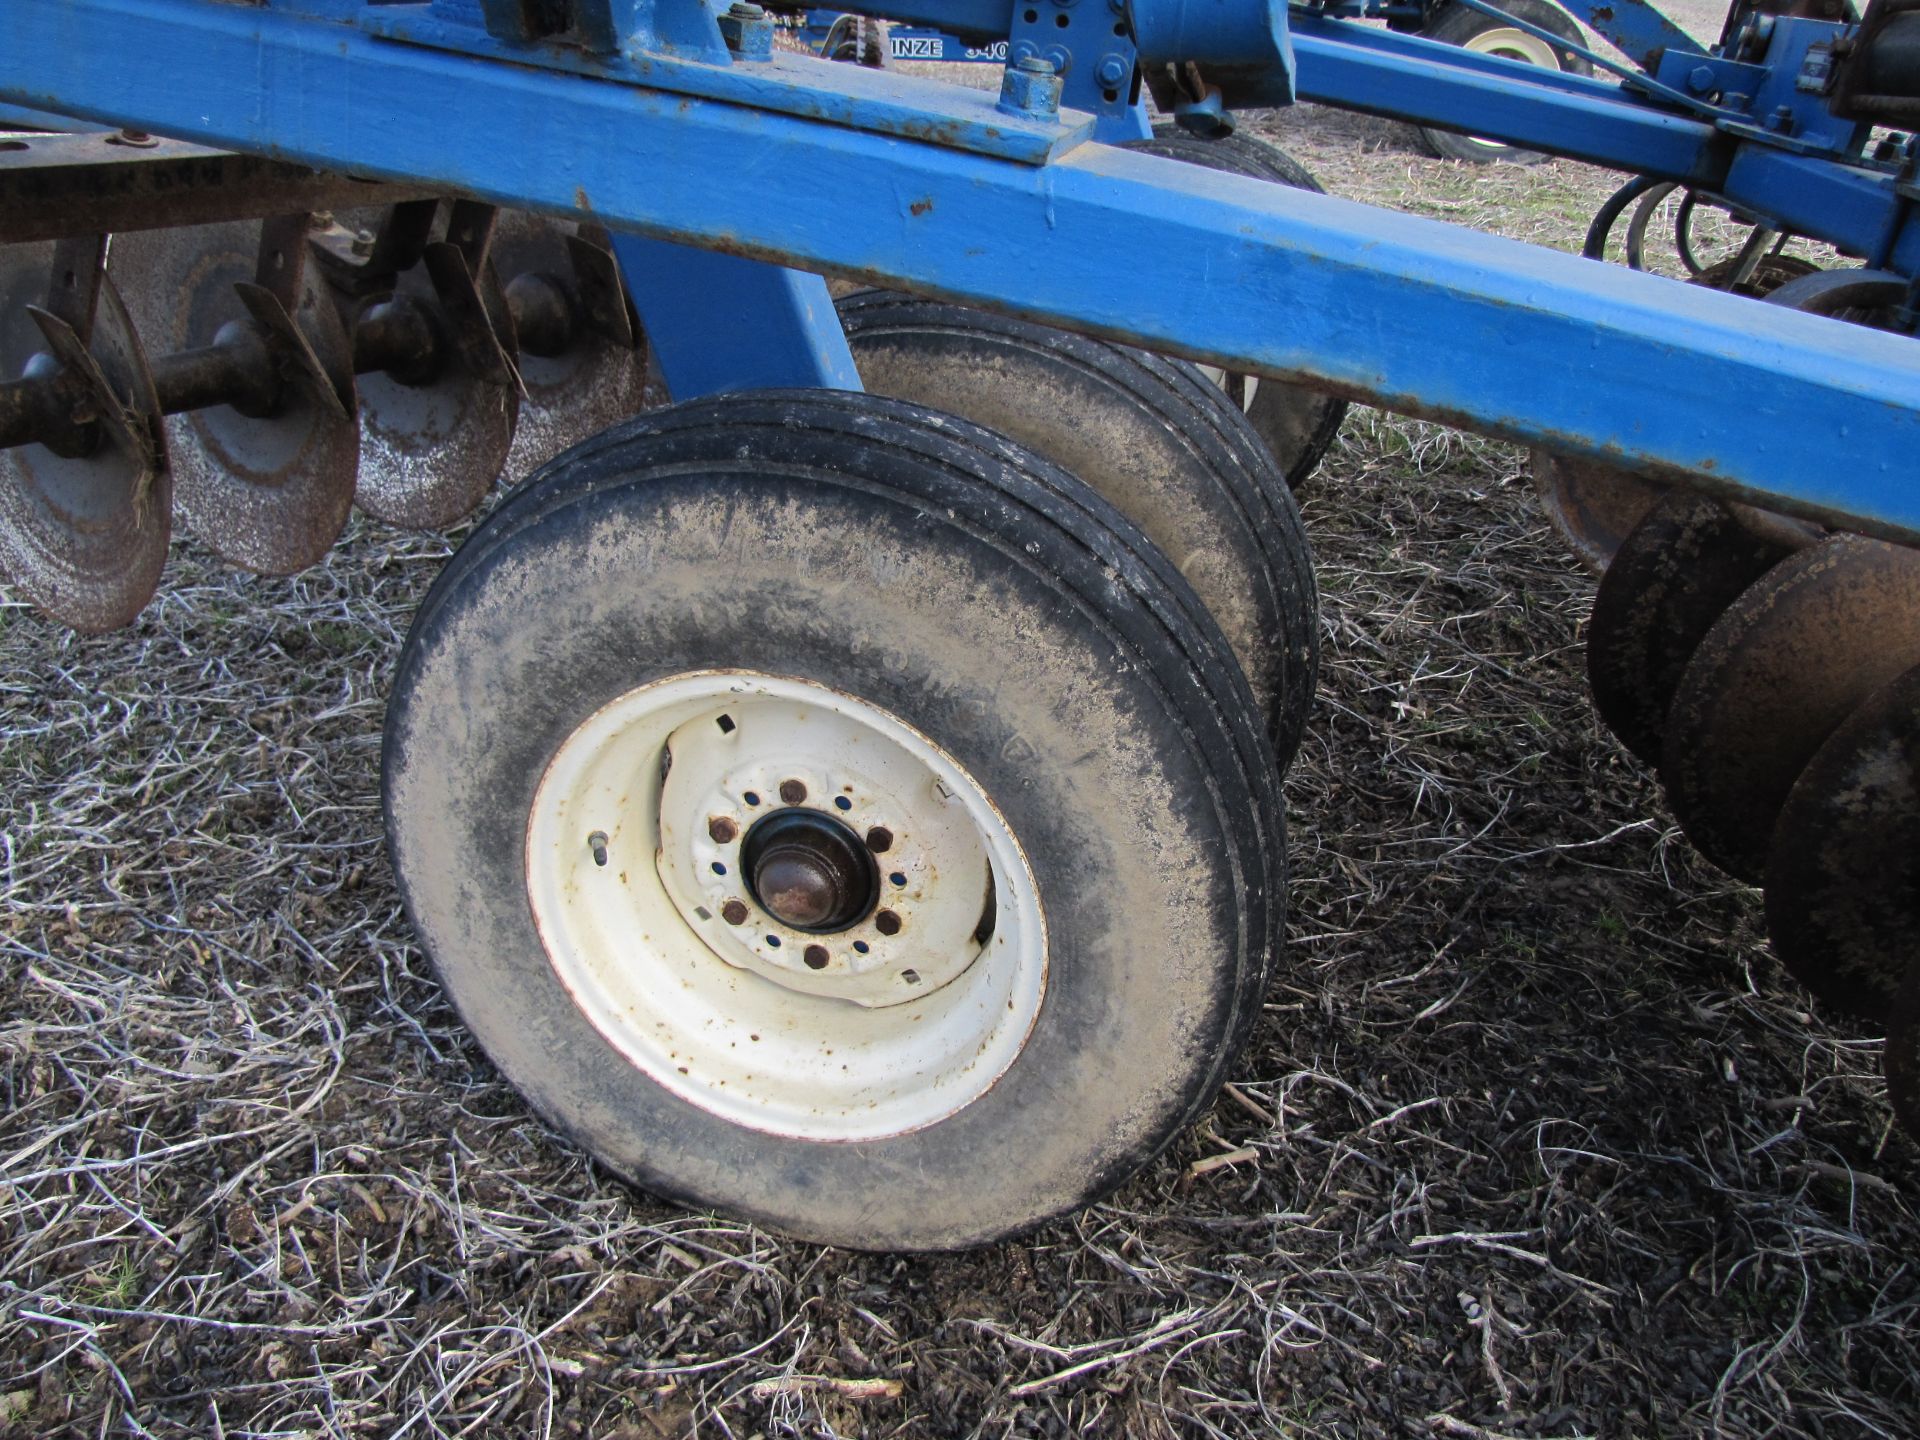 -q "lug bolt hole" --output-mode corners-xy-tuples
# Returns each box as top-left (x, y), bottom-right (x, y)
(865, 825), (894, 853)
(853, 940), (870, 954)
(721, 899), (750, 926)
(710, 861), (728, 876)
(708, 815), (739, 844)
(766, 935), (782, 948)
(804, 944), (830, 970)
(889, 871), (907, 888)
(875, 909), (902, 936)
(779, 779), (808, 805)
(743, 790), (761, 807)
(834, 795), (852, 811)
